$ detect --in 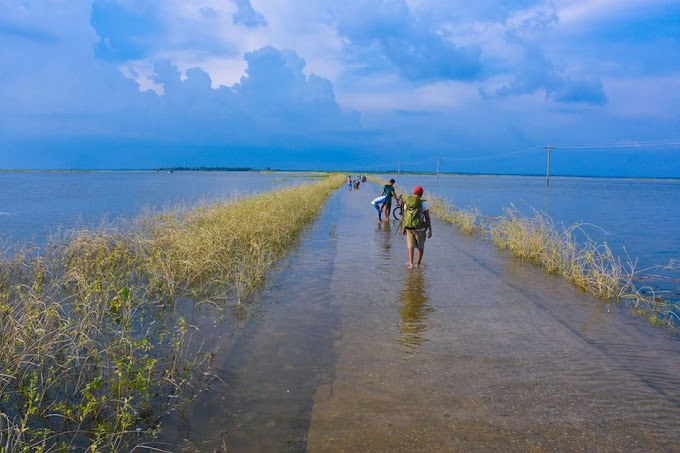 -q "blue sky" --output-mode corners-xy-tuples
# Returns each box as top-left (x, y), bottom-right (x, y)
(1, 0), (679, 176)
